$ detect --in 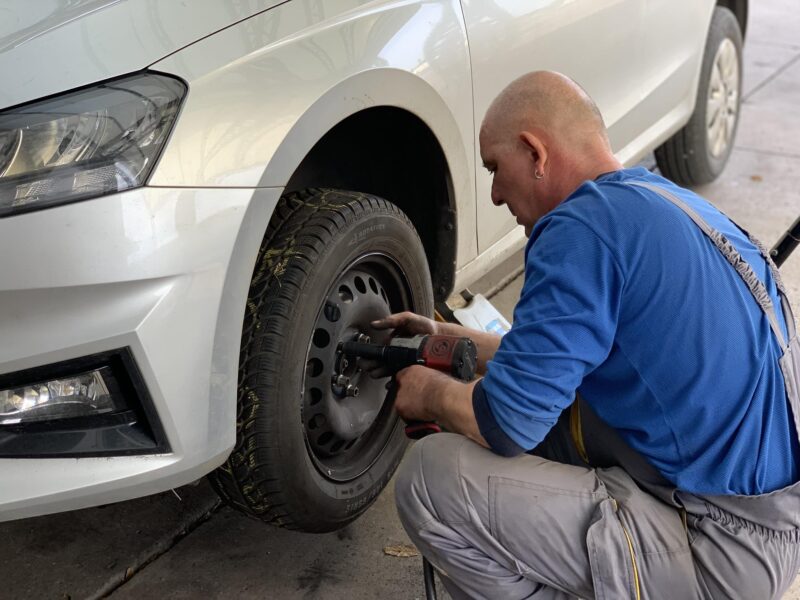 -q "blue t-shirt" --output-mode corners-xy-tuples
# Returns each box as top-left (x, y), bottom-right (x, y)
(475, 167), (799, 495)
